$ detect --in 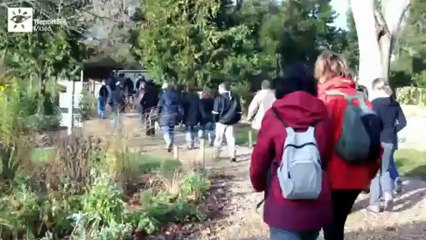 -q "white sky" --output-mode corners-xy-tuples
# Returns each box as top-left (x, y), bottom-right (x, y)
(331, 0), (349, 29)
